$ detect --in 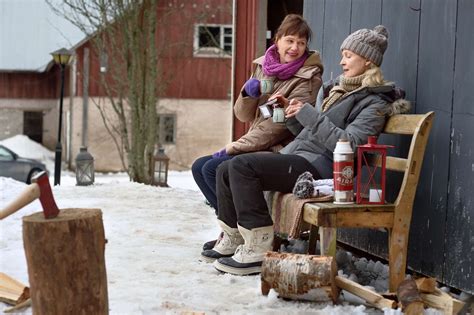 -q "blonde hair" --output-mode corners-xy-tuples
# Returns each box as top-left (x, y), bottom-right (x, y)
(362, 63), (387, 87)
